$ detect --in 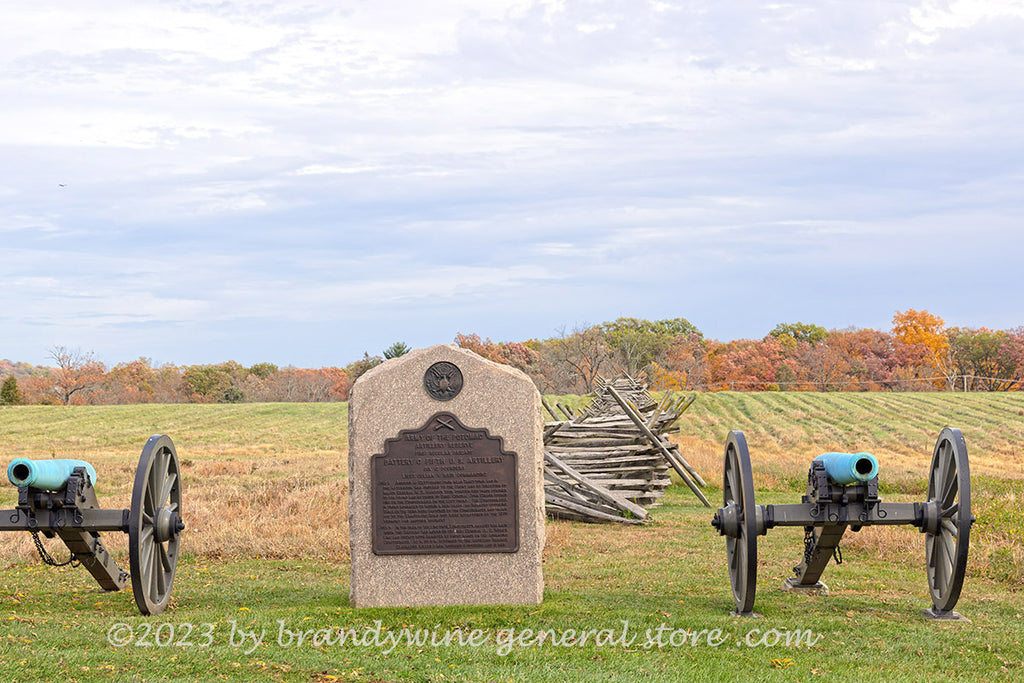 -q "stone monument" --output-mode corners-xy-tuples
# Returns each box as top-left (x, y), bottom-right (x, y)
(348, 344), (545, 606)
